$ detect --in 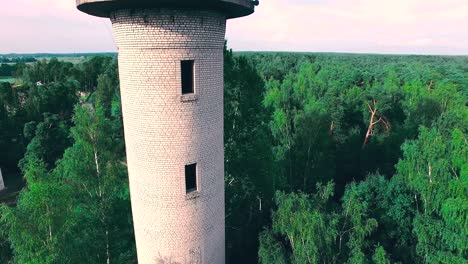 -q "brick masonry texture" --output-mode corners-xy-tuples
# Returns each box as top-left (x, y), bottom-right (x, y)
(111, 9), (226, 264)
